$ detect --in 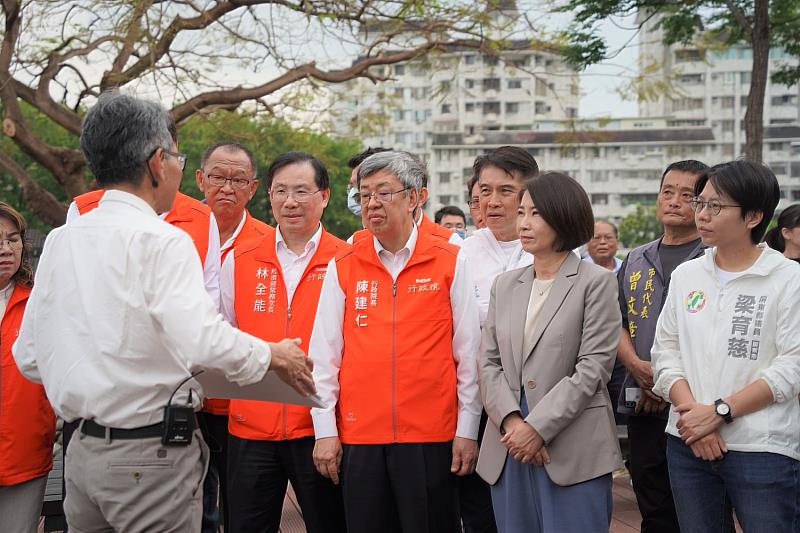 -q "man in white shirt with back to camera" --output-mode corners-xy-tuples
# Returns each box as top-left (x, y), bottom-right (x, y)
(13, 92), (315, 533)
